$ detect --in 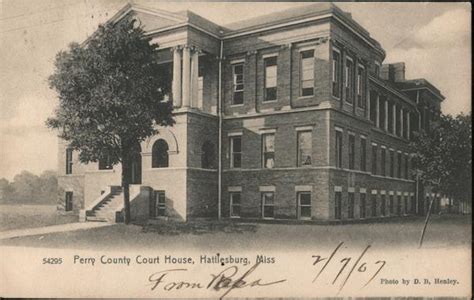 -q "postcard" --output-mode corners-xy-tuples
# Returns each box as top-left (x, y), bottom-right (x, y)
(0, 1), (471, 298)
